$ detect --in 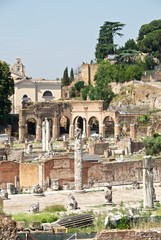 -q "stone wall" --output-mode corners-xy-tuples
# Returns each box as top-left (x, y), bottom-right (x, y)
(0, 161), (19, 189)
(43, 157), (74, 186)
(96, 229), (161, 240)
(0, 158), (161, 191)
(19, 163), (39, 190)
(88, 142), (109, 155)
